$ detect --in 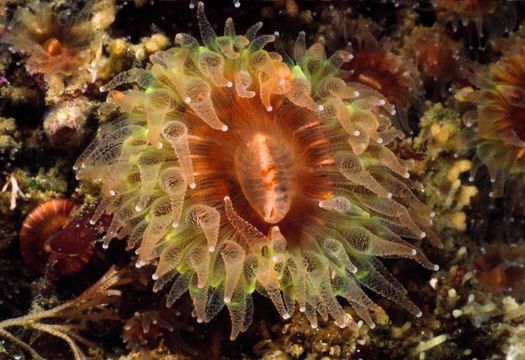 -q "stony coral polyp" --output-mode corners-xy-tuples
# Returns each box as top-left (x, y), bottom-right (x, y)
(464, 41), (525, 197)
(1, 1), (102, 98)
(75, 3), (439, 339)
